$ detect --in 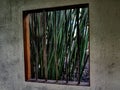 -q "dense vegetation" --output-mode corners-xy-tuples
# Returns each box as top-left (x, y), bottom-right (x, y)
(29, 7), (89, 84)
